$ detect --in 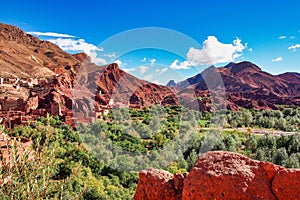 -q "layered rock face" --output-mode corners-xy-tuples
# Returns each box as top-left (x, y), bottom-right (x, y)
(134, 151), (300, 200)
(91, 63), (179, 108)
